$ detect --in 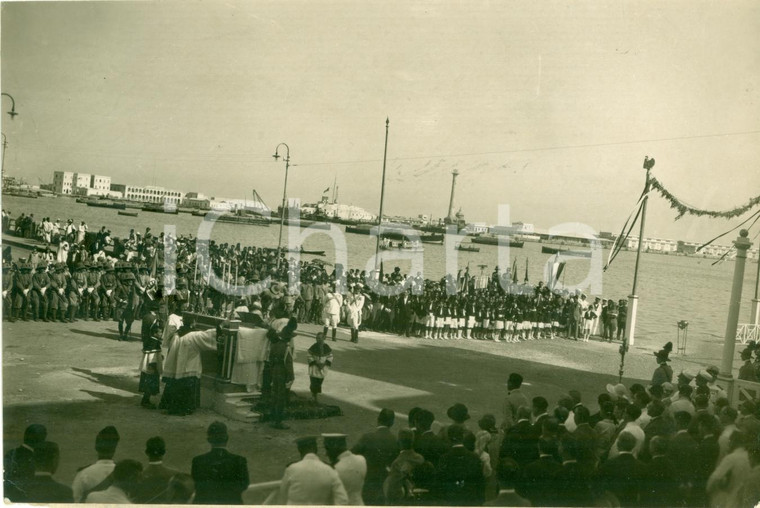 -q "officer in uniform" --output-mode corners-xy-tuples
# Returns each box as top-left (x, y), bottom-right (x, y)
(3, 260), (15, 321)
(31, 264), (51, 322)
(133, 265), (151, 319)
(100, 264), (118, 320)
(13, 262), (33, 321)
(115, 272), (139, 340)
(48, 263), (69, 322)
(84, 261), (102, 321)
(67, 262), (88, 322)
